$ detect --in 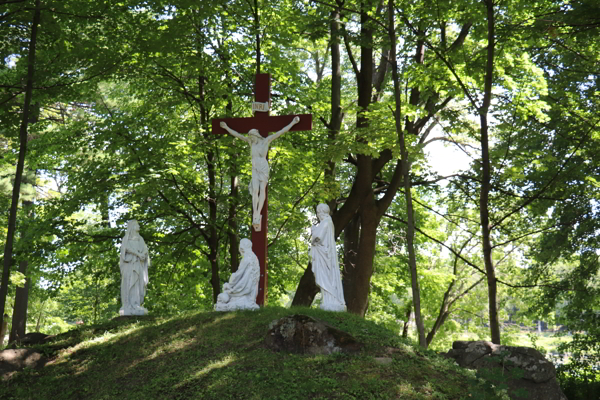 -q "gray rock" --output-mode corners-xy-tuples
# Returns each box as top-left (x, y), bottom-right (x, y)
(265, 314), (362, 355)
(445, 340), (567, 400)
(0, 348), (47, 379)
(16, 332), (53, 346)
(374, 357), (393, 365)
